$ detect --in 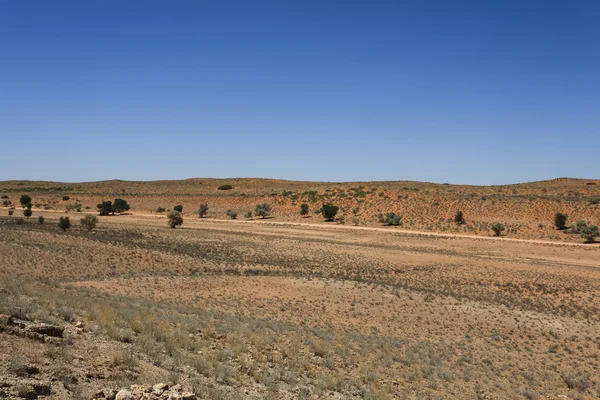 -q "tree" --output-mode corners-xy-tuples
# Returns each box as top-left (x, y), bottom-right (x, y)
(300, 203), (309, 217)
(23, 207), (32, 218)
(19, 195), (32, 208)
(320, 203), (339, 221)
(112, 198), (130, 214)
(554, 212), (568, 230)
(491, 222), (505, 236)
(245, 211), (253, 219)
(167, 210), (183, 228)
(226, 209), (238, 219)
(174, 205), (183, 213)
(80, 215), (98, 231)
(255, 203), (272, 219)
(38, 216), (45, 225)
(580, 224), (599, 243)
(454, 211), (465, 225)
(58, 216), (71, 232)
(97, 201), (113, 216)
(198, 203), (209, 218)
(383, 212), (402, 226)
(571, 220), (588, 234)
